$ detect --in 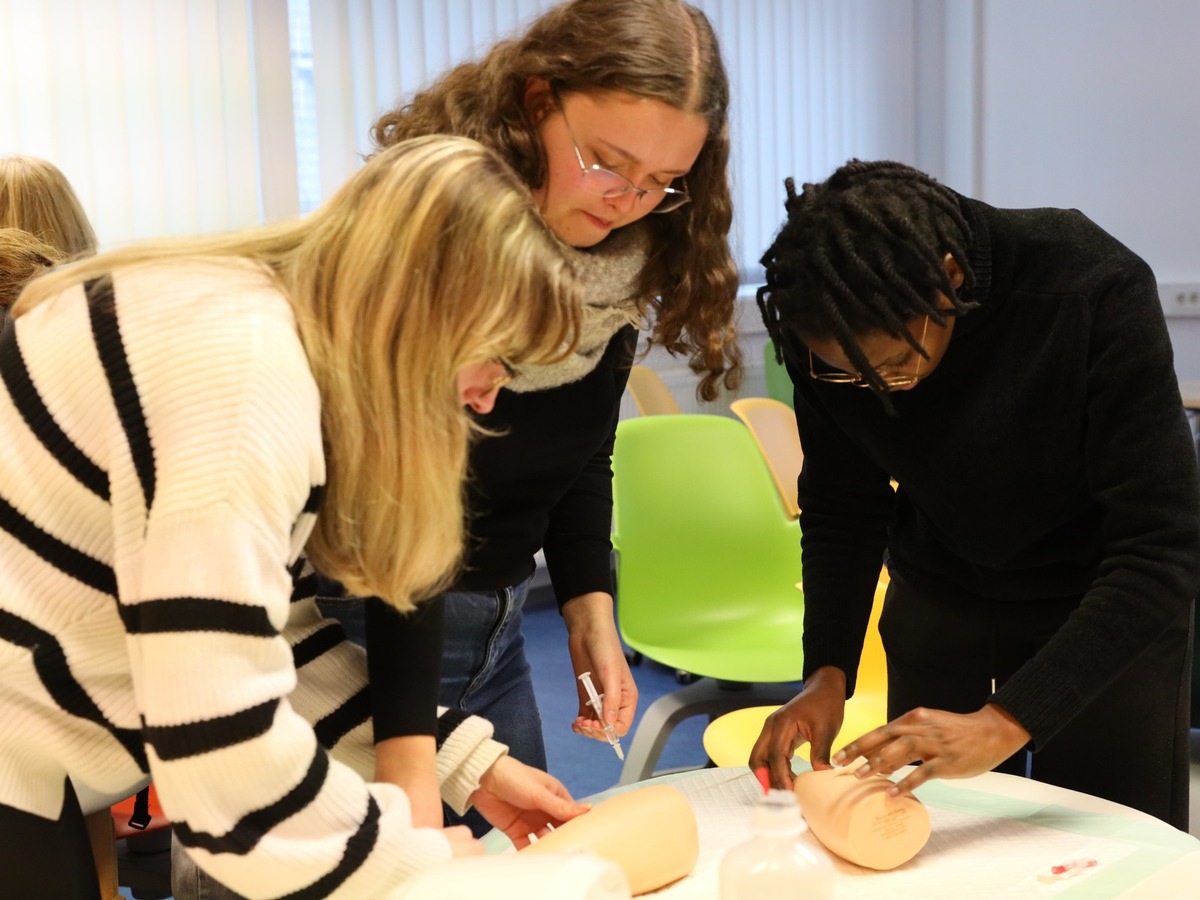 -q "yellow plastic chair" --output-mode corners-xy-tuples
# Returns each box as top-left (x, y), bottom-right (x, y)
(762, 338), (794, 409)
(612, 415), (805, 785)
(703, 575), (889, 767)
(730, 397), (804, 520)
(626, 365), (682, 416)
